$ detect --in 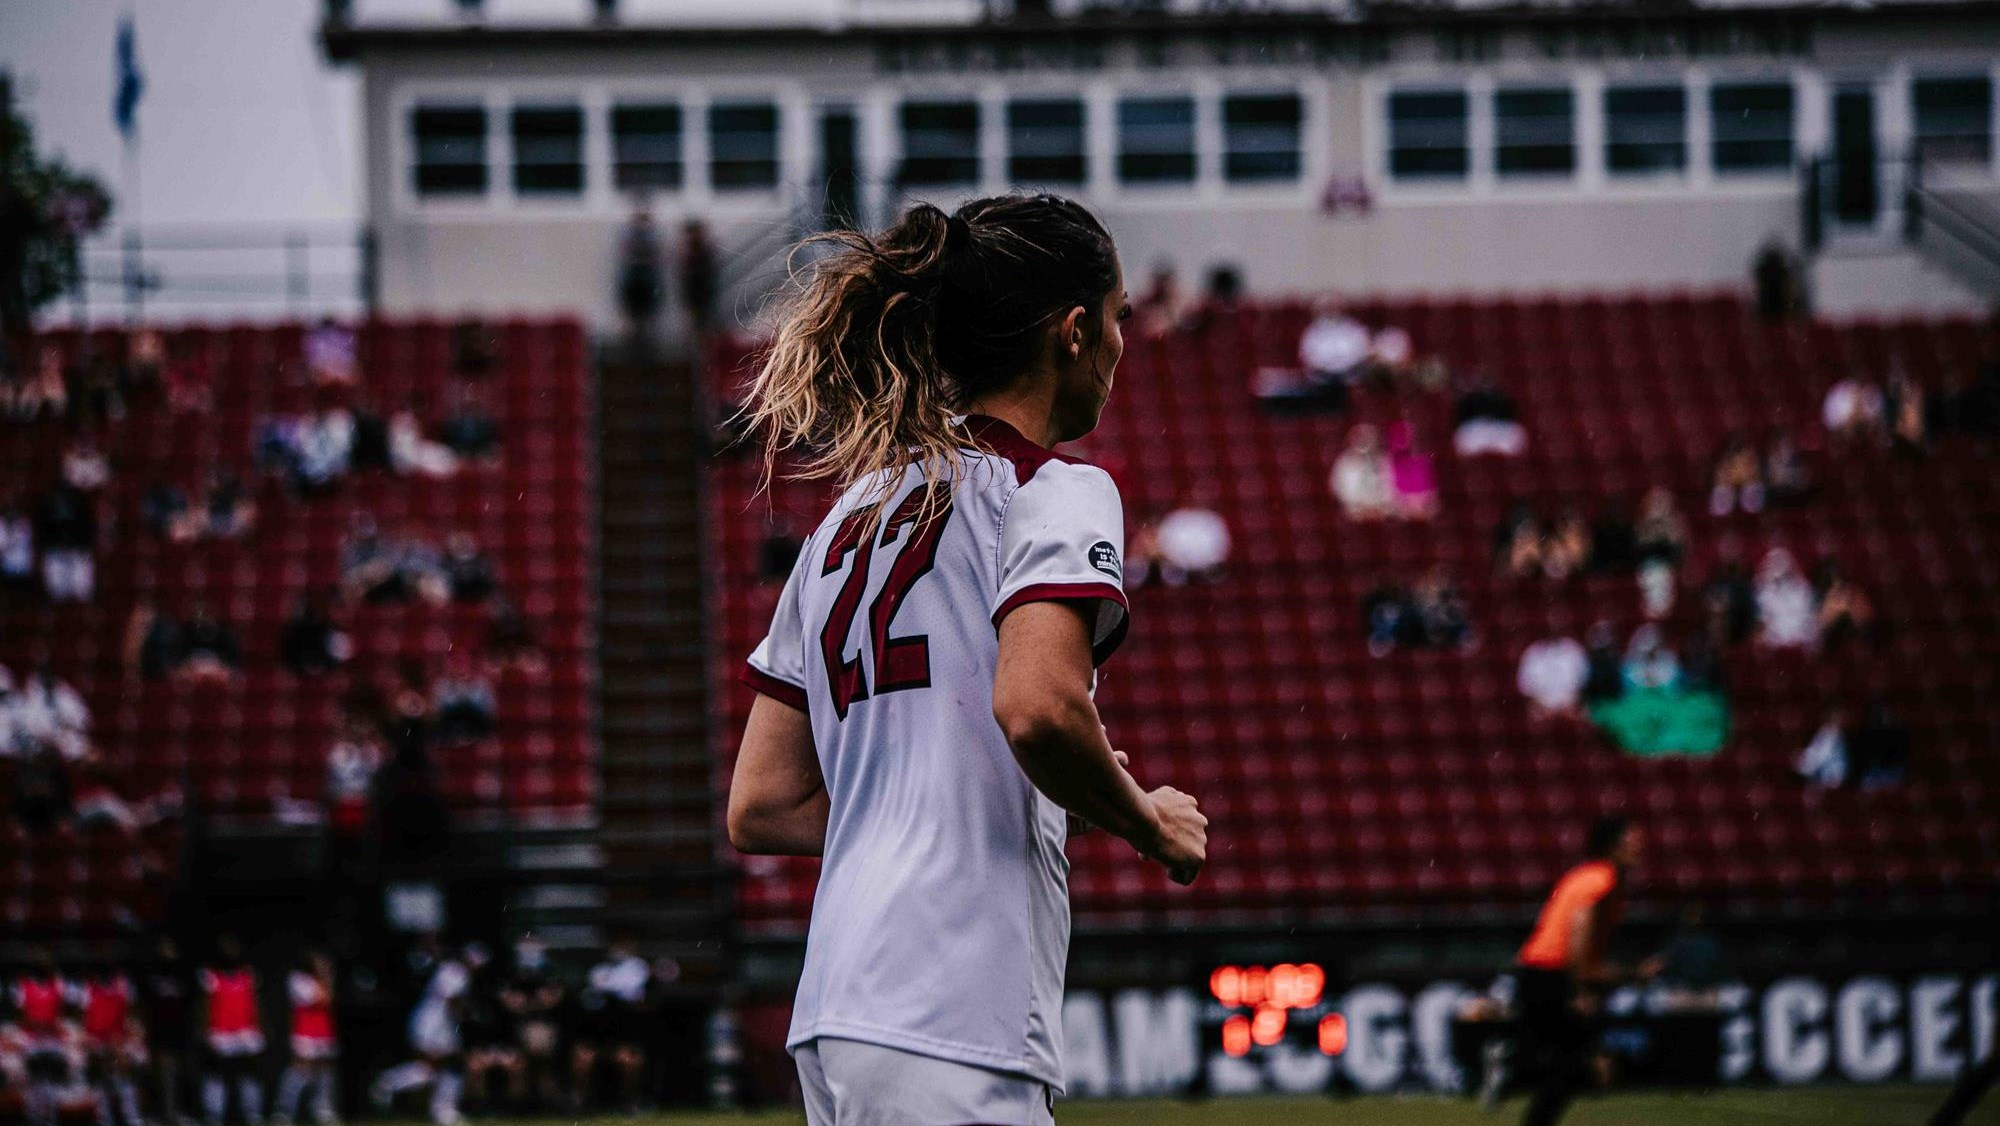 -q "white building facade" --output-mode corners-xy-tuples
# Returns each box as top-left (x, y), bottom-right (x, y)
(324, 0), (2000, 325)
